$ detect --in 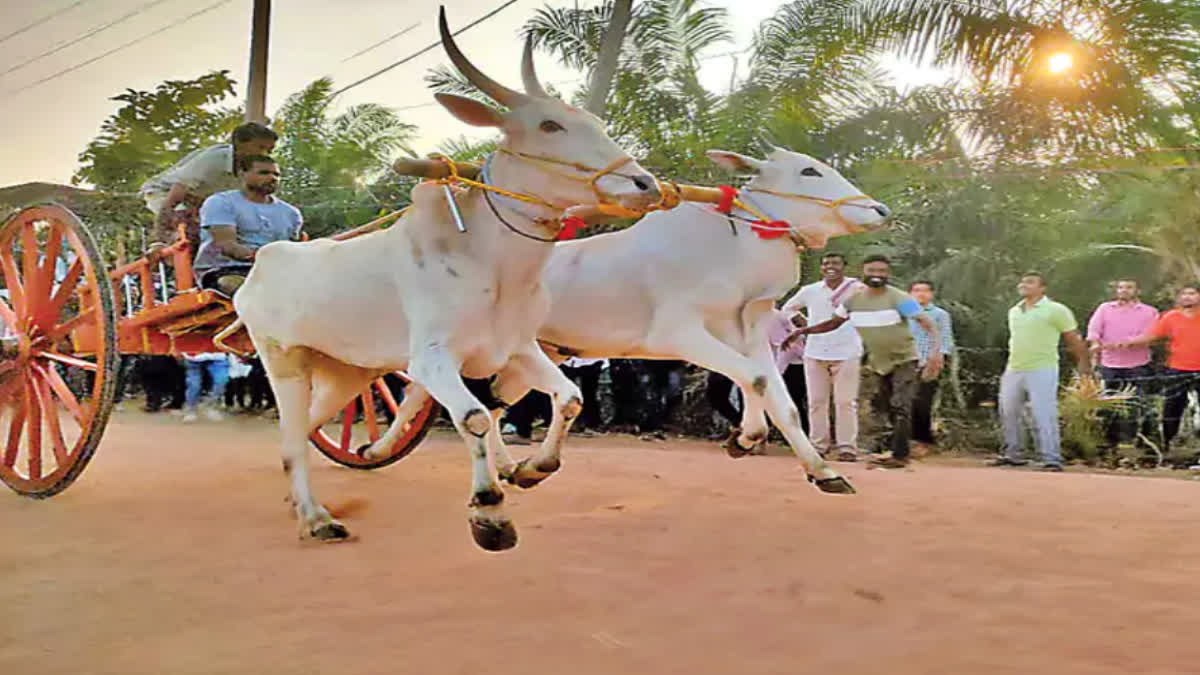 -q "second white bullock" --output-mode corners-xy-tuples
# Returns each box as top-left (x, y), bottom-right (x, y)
(485, 148), (891, 493)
